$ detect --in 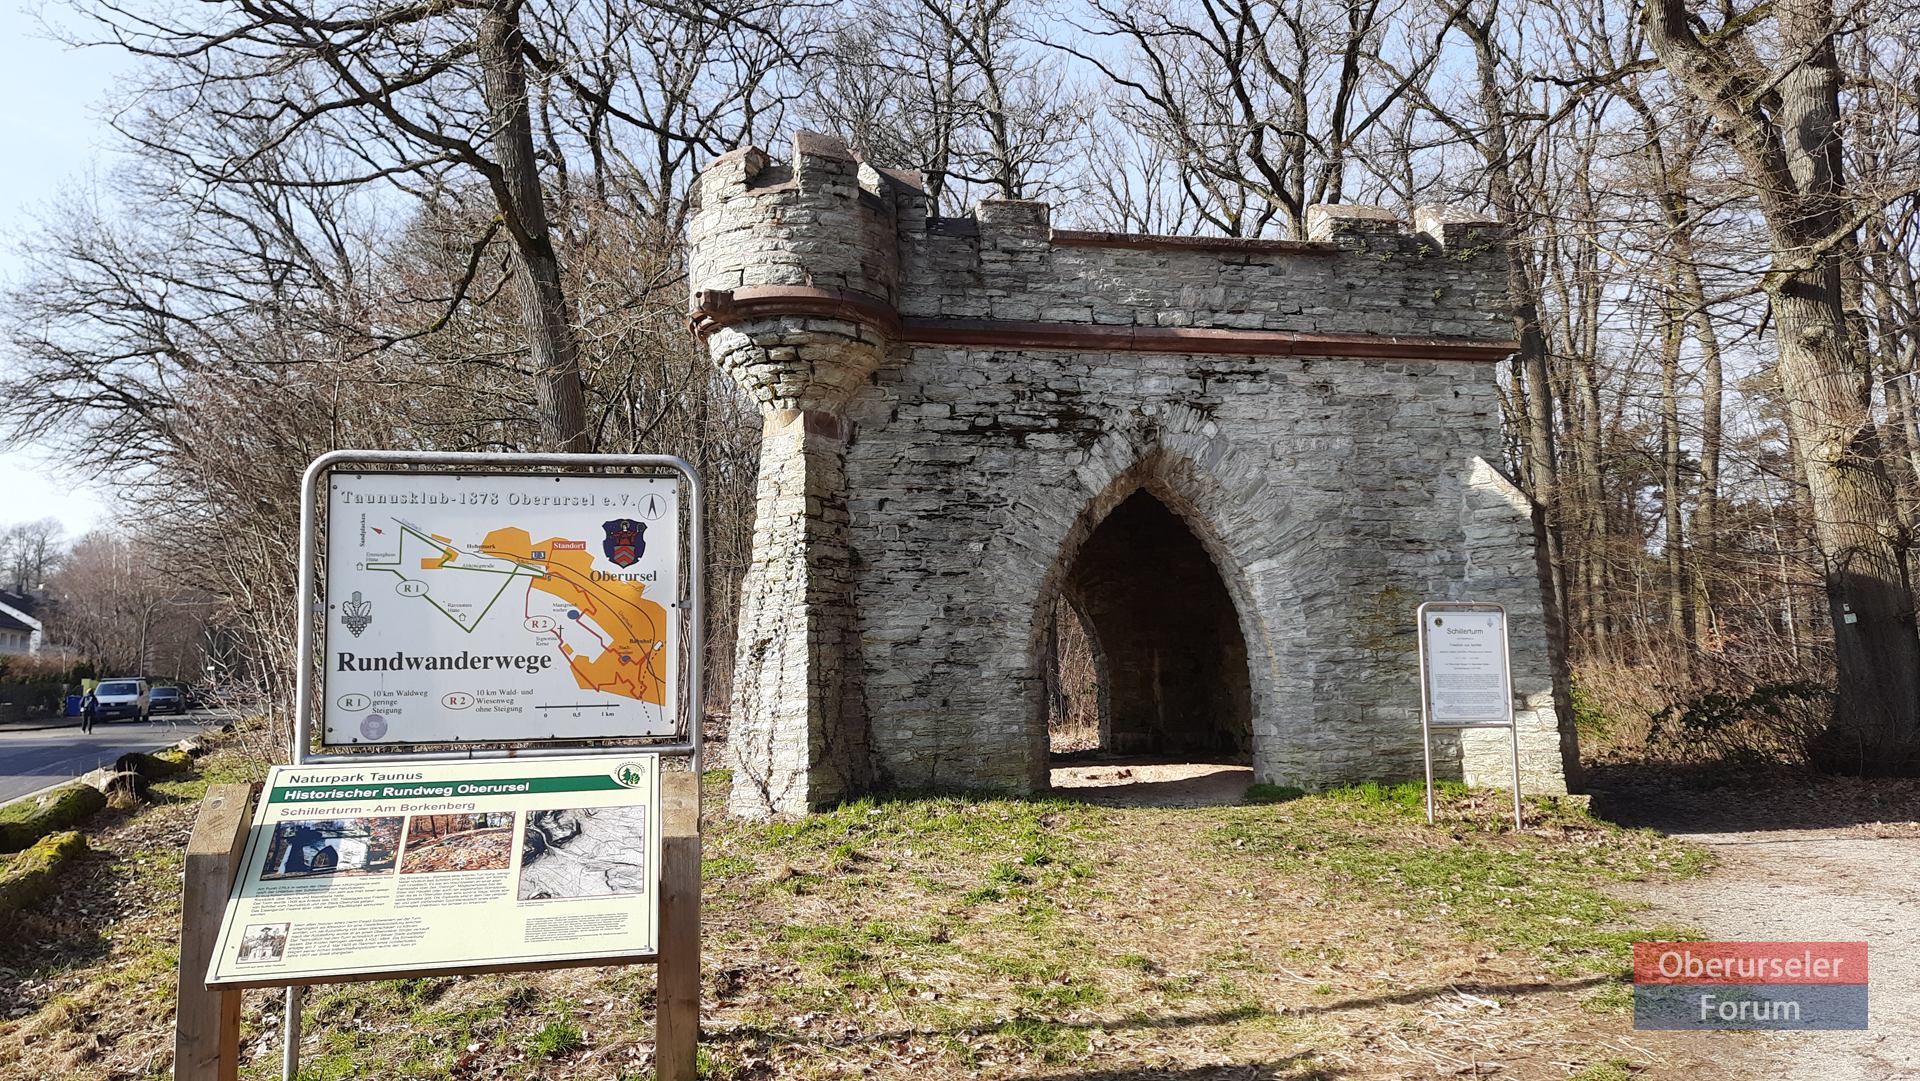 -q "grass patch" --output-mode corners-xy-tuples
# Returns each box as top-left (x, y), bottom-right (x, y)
(995, 1016), (1088, 1063)
(0, 743), (1722, 1081)
(1211, 782), (1709, 974)
(702, 853), (756, 879)
(984, 861), (1030, 886)
(1580, 980), (1637, 1015)
(1243, 783), (1306, 805)
(528, 1018), (584, 1058)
